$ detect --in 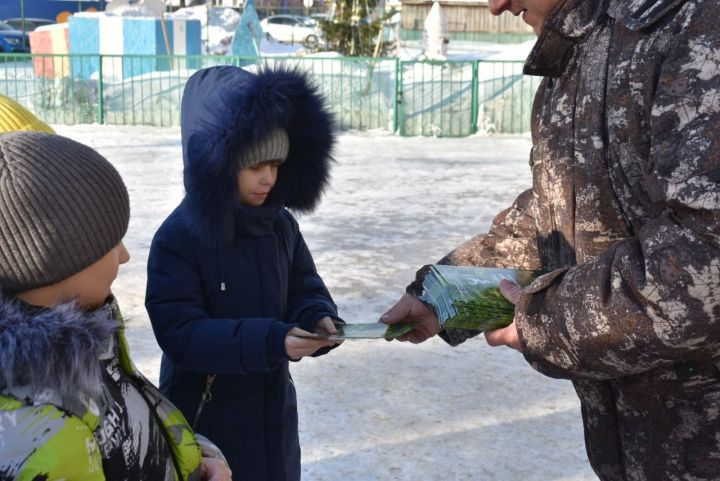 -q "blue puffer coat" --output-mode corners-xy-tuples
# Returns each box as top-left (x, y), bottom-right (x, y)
(145, 66), (339, 481)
